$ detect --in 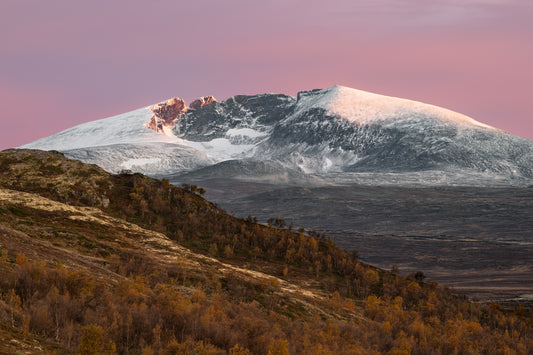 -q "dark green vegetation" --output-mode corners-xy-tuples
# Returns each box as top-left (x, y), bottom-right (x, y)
(184, 178), (533, 303)
(0, 149), (532, 354)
